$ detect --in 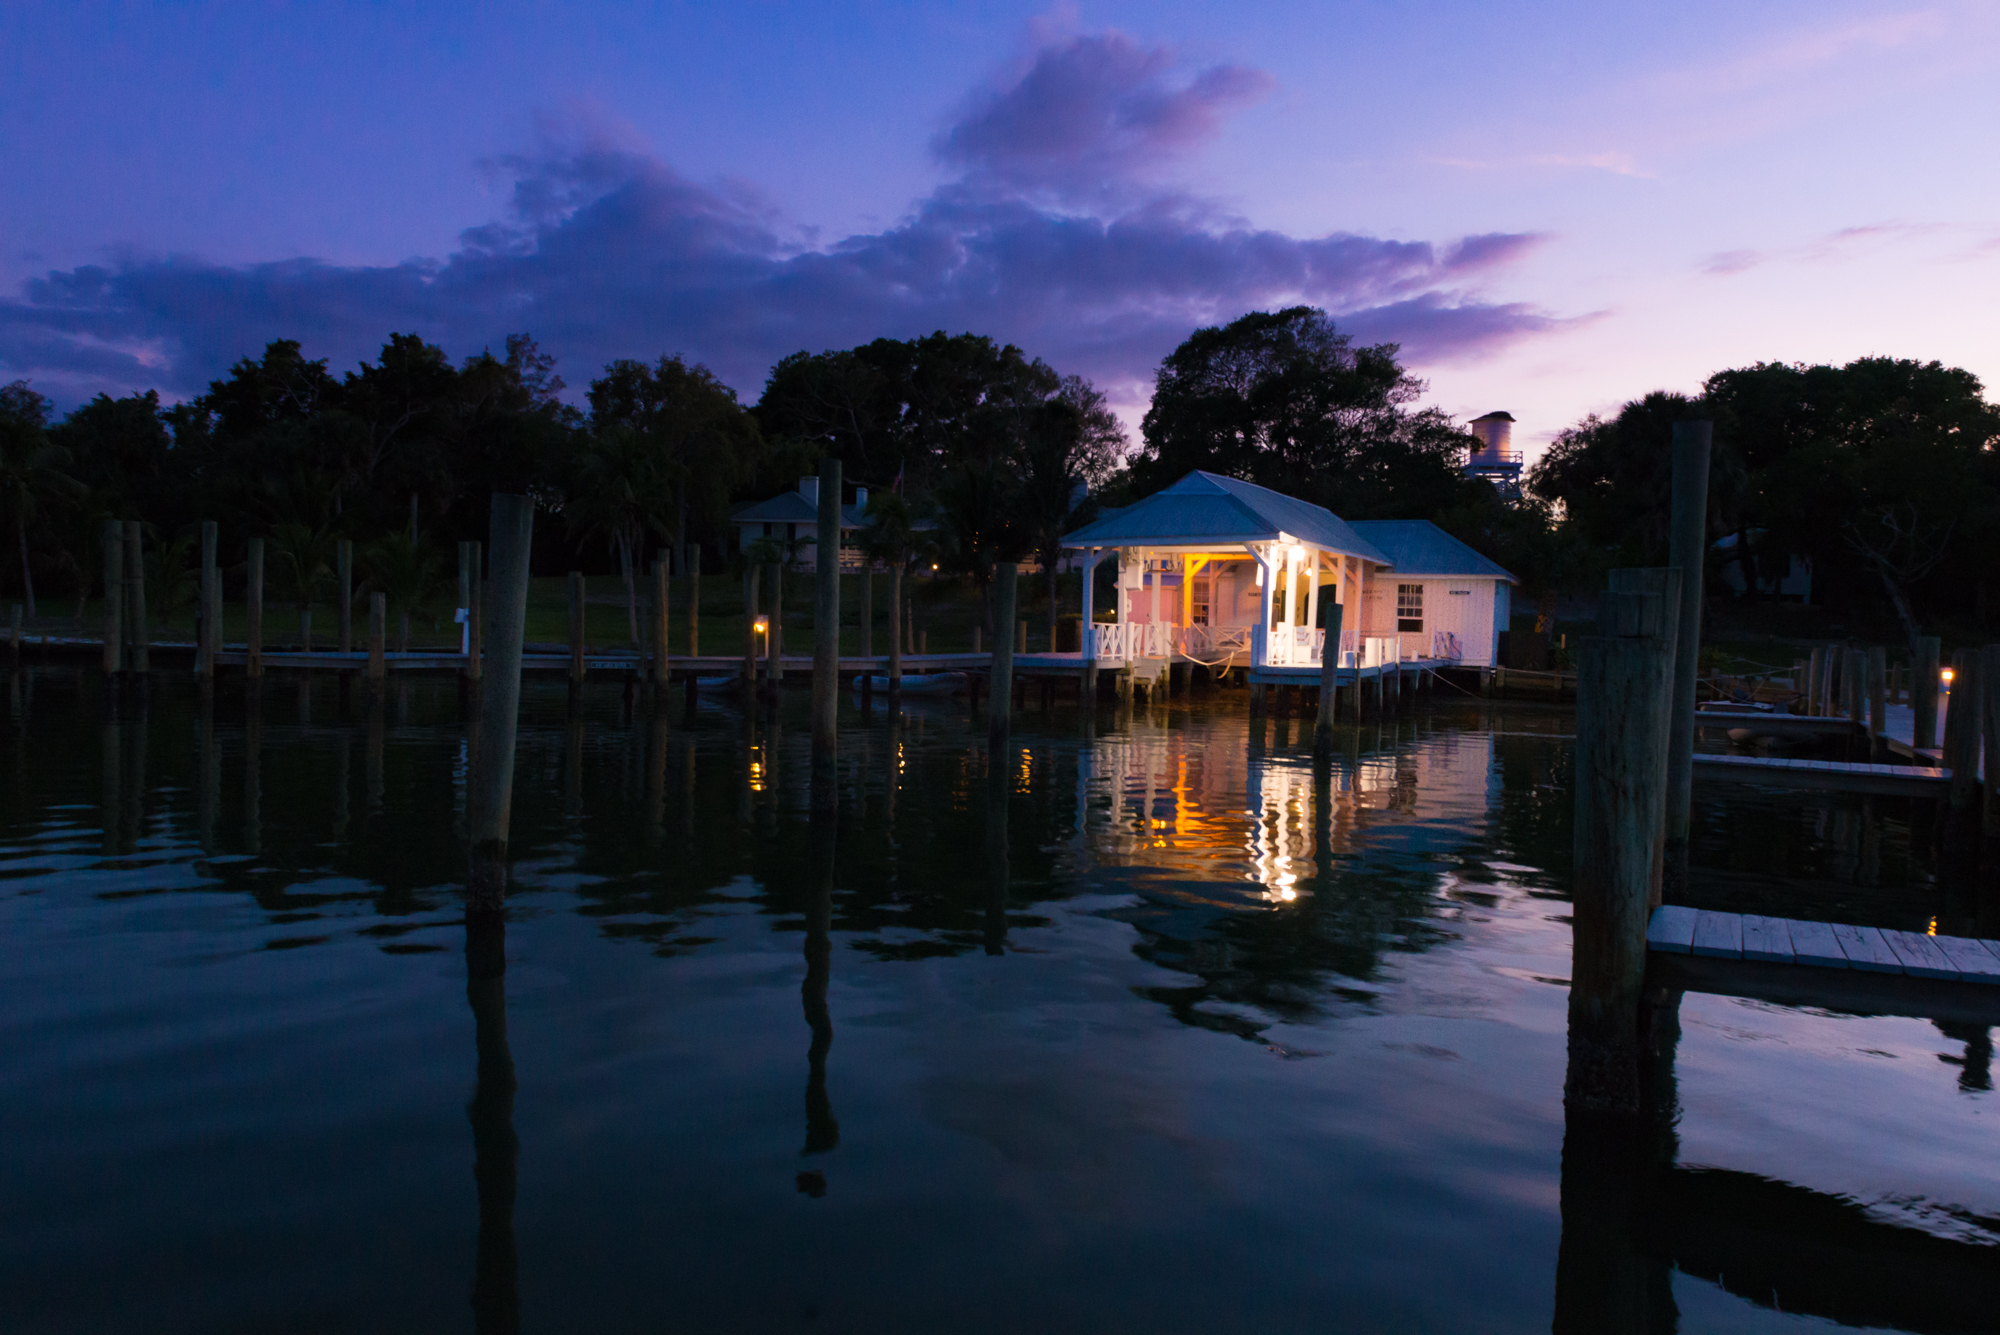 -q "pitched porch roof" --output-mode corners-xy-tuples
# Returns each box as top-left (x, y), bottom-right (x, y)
(1061, 471), (1393, 565)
